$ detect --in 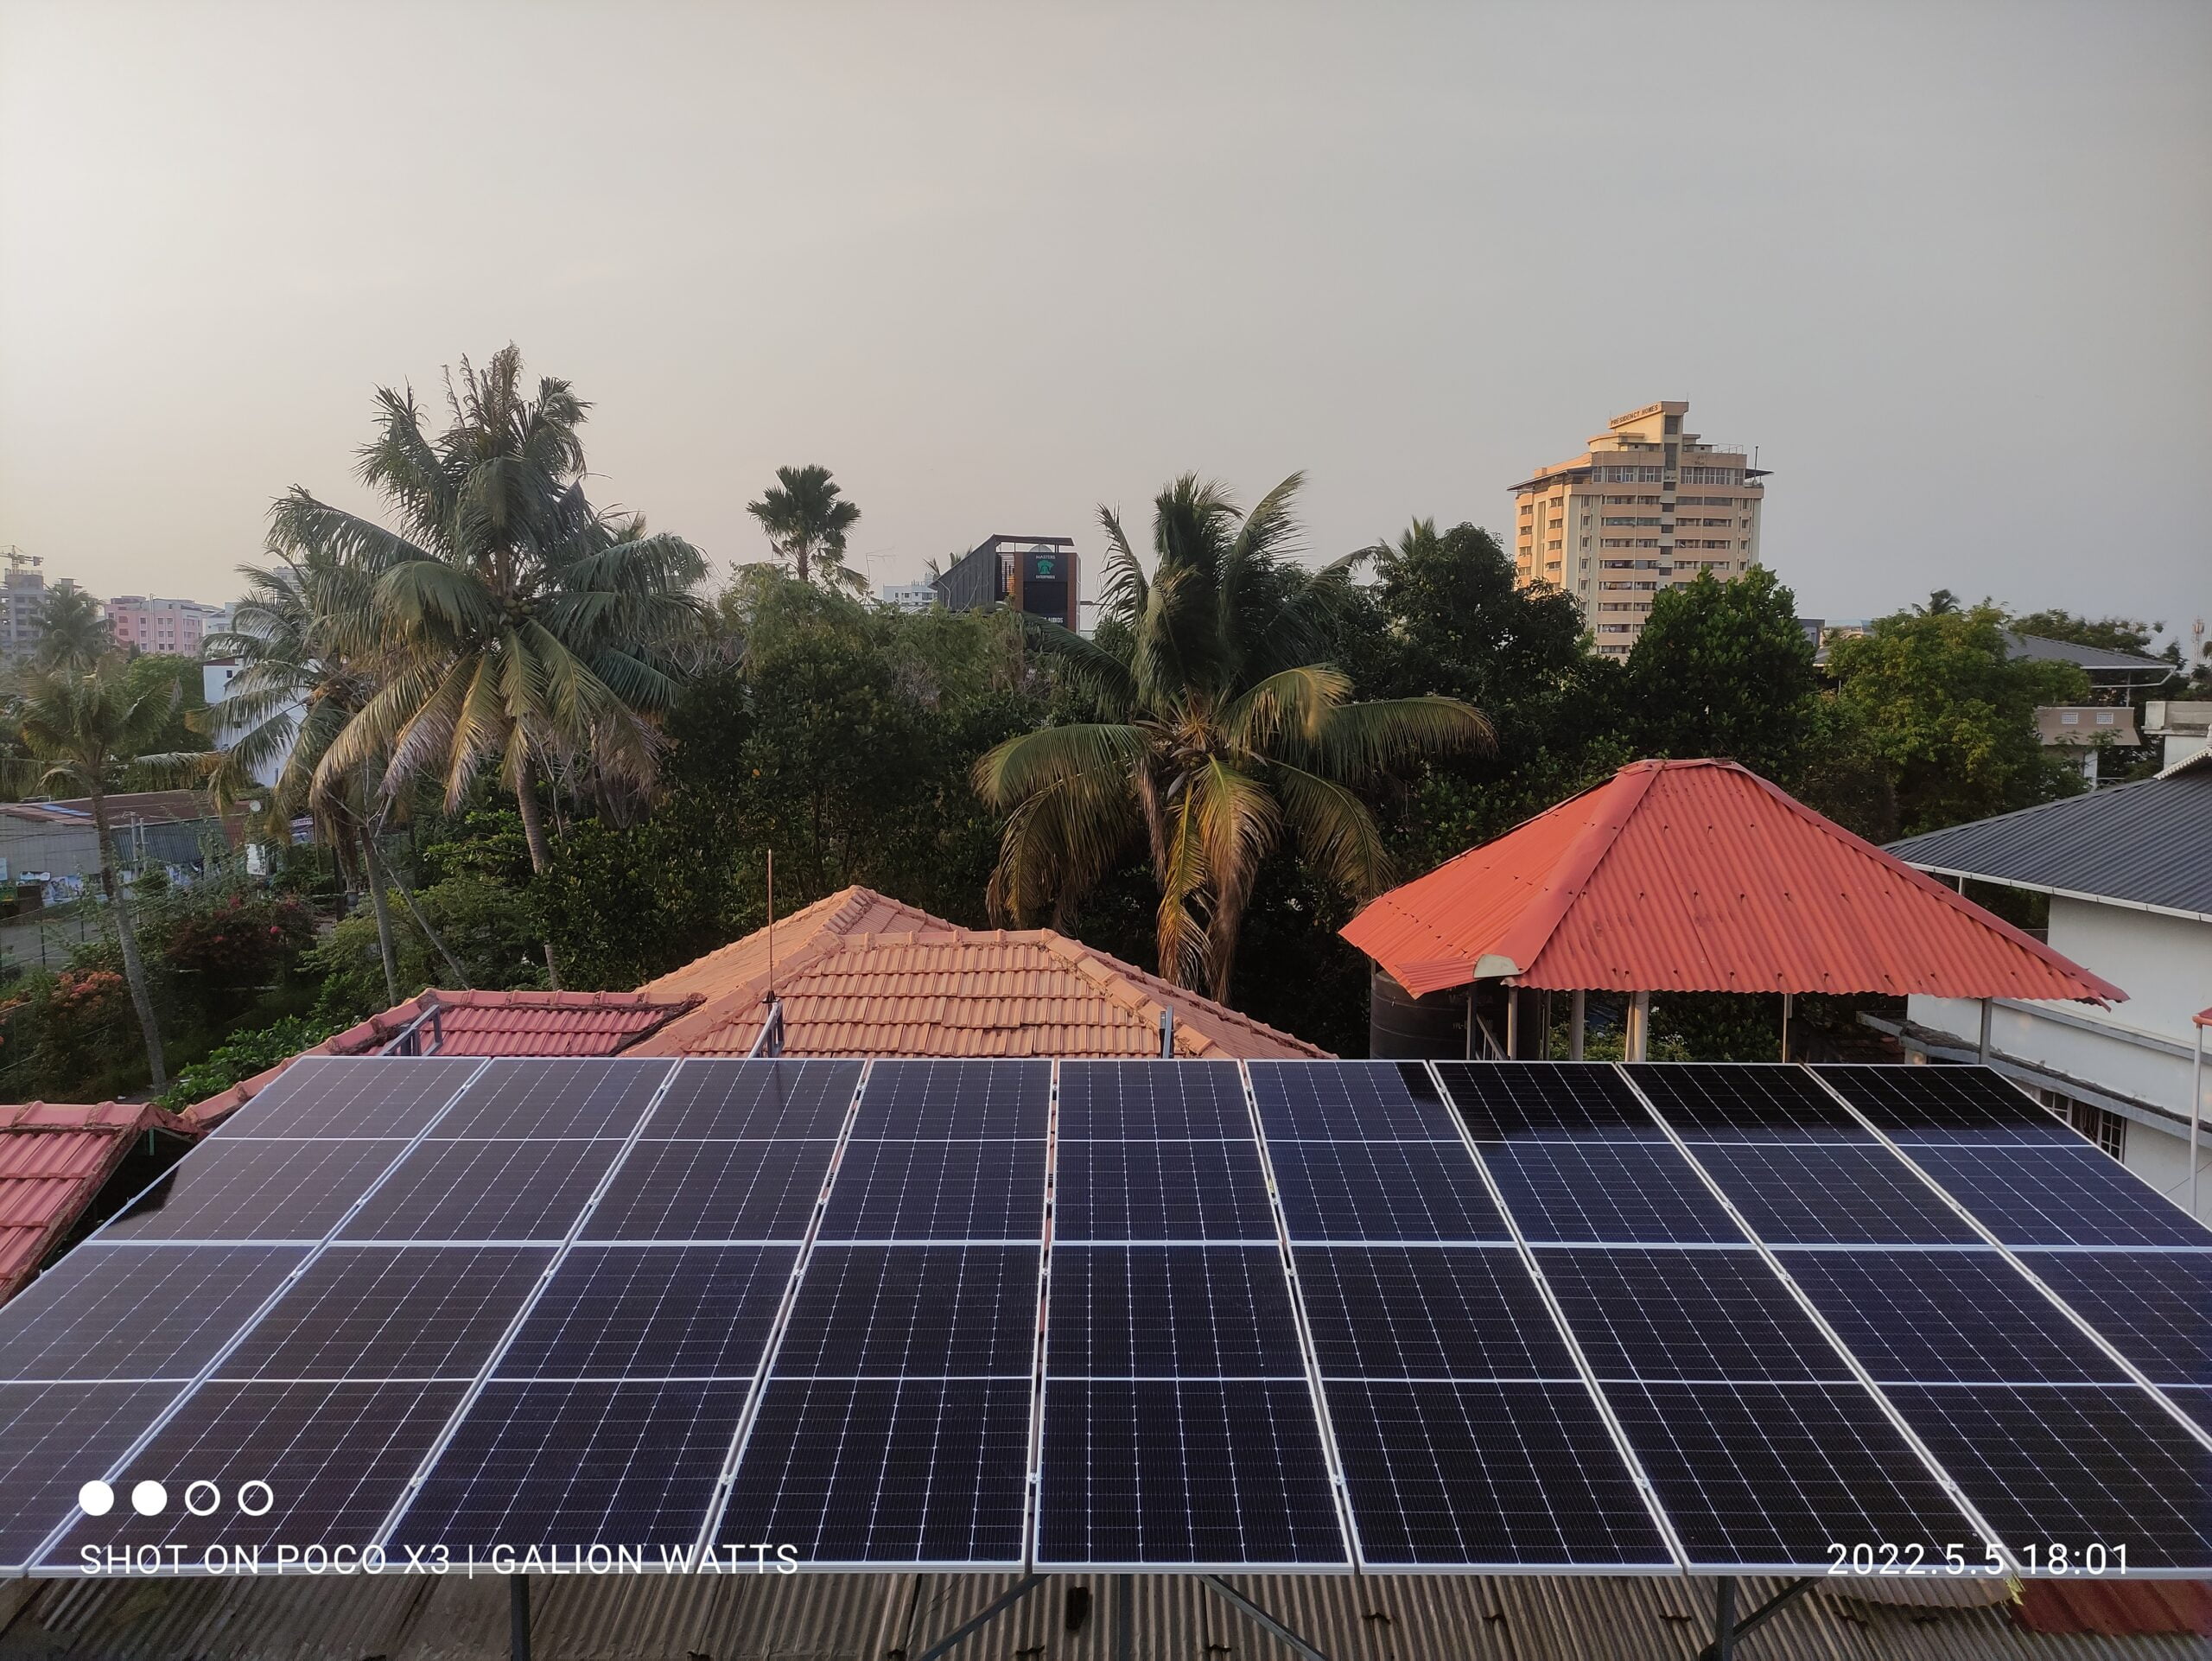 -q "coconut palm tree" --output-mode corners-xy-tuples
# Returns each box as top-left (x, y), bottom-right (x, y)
(10, 656), (207, 1089)
(34, 585), (112, 669)
(273, 347), (707, 984)
(975, 473), (1493, 997)
(747, 464), (865, 591)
